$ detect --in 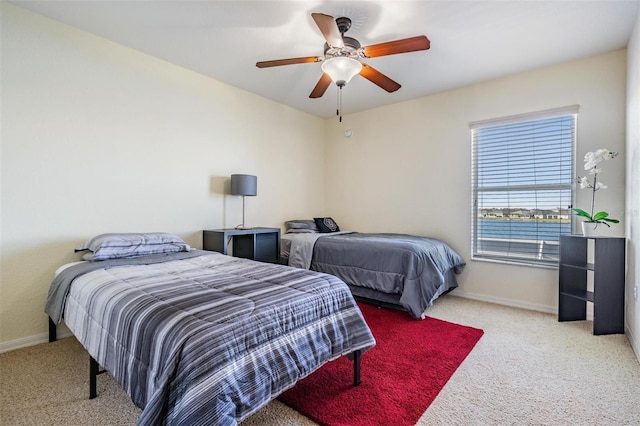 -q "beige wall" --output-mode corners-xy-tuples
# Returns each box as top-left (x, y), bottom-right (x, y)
(0, 4), (326, 348)
(625, 11), (640, 360)
(1, 3), (636, 361)
(325, 50), (627, 314)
